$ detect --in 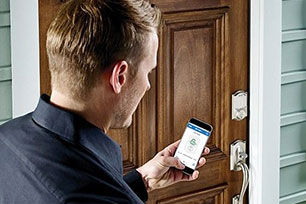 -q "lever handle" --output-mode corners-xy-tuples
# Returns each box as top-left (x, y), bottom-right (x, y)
(230, 140), (250, 204)
(232, 161), (249, 204)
